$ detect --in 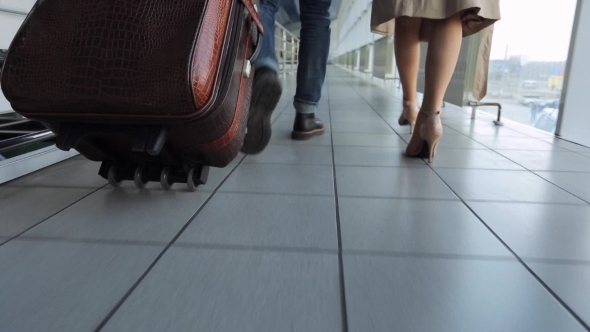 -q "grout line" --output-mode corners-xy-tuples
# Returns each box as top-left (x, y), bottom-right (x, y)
(173, 242), (338, 255)
(214, 190), (335, 198)
(93, 156), (247, 331)
(2, 184), (108, 190)
(344, 250), (516, 262)
(242, 161), (334, 166)
(327, 79), (350, 332)
(0, 185), (108, 248)
(13, 236), (169, 247)
(462, 199), (589, 206)
(520, 257), (590, 267)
